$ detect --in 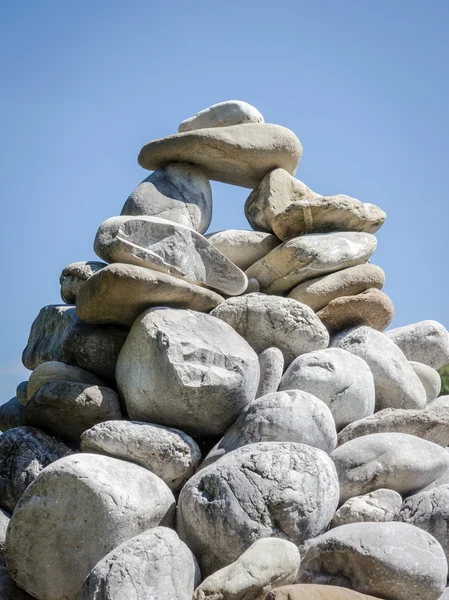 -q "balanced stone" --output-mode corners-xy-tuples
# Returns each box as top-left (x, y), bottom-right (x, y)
(15, 381), (28, 406)
(179, 100), (264, 132)
(0, 398), (26, 432)
(330, 489), (402, 528)
(0, 567), (34, 600)
(5, 454), (175, 600)
(246, 232), (377, 294)
(121, 163), (212, 233)
(288, 264), (385, 312)
(205, 229), (280, 270)
(331, 326), (426, 411)
(280, 348), (375, 431)
(0, 509), (9, 566)
(27, 361), (105, 402)
(60, 261), (106, 304)
(210, 294), (329, 366)
(266, 585), (380, 599)
(138, 124), (303, 189)
(177, 442), (339, 576)
(81, 420), (201, 492)
(94, 215), (247, 295)
(76, 263), (224, 326)
(193, 538), (300, 600)
(116, 308), (259, 436)
(410, 361), (441, 401)
(385, 320), (449, 369)
(256, 347), (284, 398)
(331, 432), (449, 503)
